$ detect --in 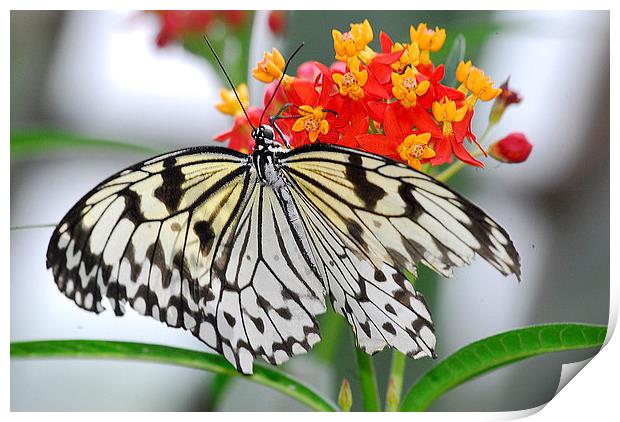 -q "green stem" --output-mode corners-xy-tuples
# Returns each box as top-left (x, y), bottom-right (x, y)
(206, 373), (232, 411)
(435, 122), (496, 183)
(355, 347), (381, 411)
(385, 351), (406, 411)
(10, 340), (338, 412)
